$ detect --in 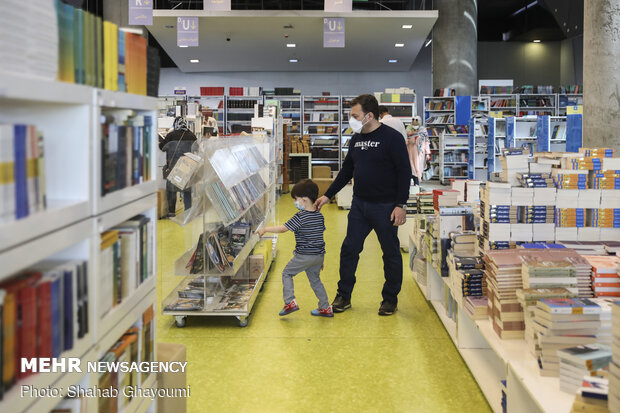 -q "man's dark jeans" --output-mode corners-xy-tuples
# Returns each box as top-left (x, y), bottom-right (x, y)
(337, 196), (403, 304)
